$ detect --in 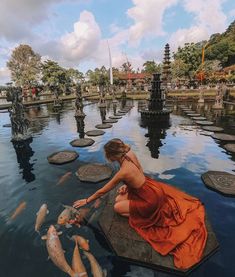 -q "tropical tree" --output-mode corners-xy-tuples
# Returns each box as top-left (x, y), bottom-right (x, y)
(142, 60), (161, 74)
(7, 44), (41, 87)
